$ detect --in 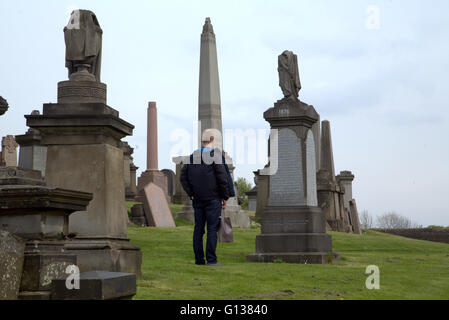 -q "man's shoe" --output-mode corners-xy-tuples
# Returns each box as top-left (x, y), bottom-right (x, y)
(206, 262), (221, 267)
